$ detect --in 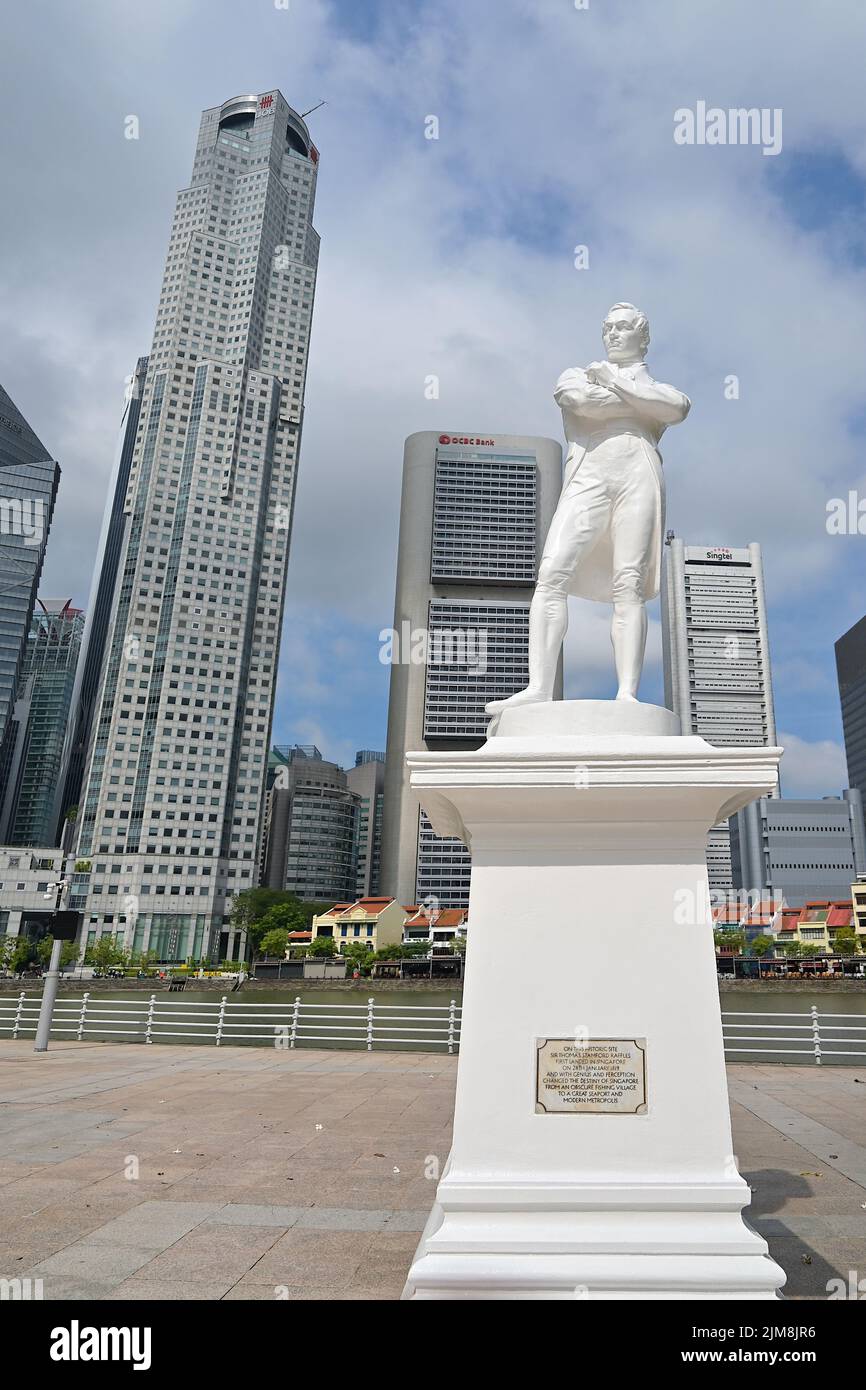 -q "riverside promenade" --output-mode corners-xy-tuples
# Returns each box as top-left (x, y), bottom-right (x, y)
(0, 1041), (864, 1300)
